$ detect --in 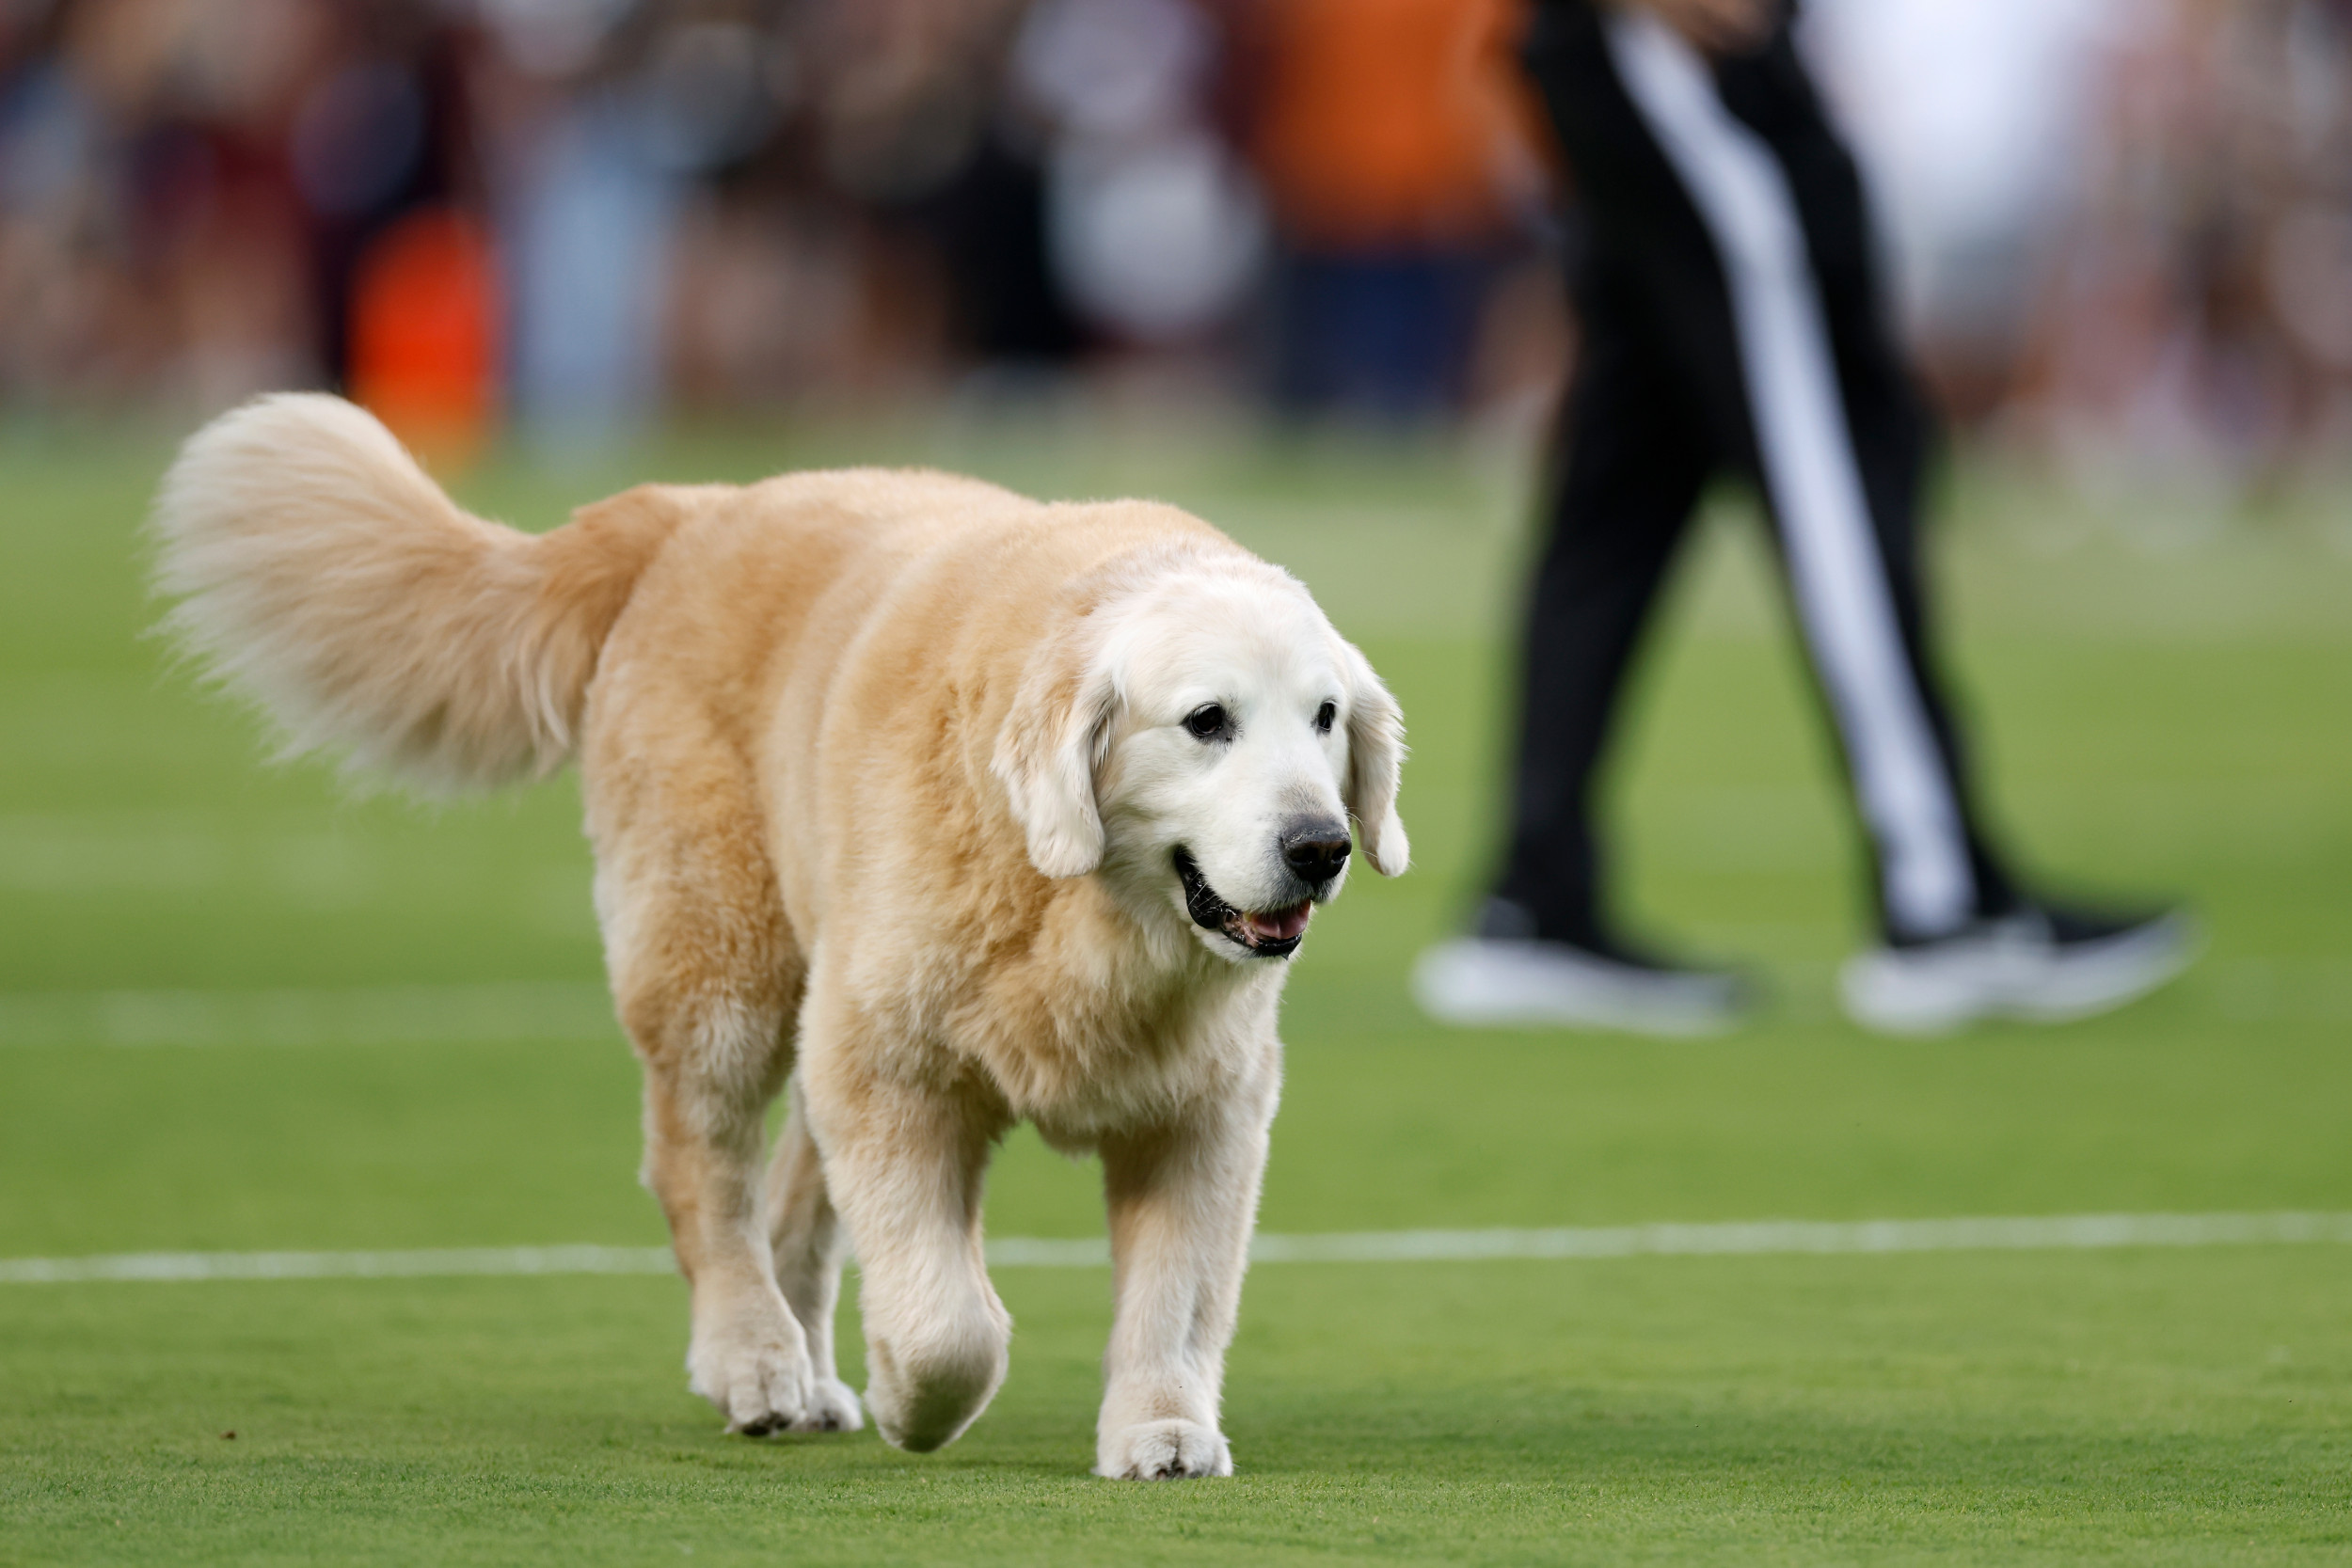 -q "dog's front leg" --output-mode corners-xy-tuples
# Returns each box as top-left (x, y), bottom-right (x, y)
(800, 1019), (1011, 1454)
(1093, 1087), (1276, 1481)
